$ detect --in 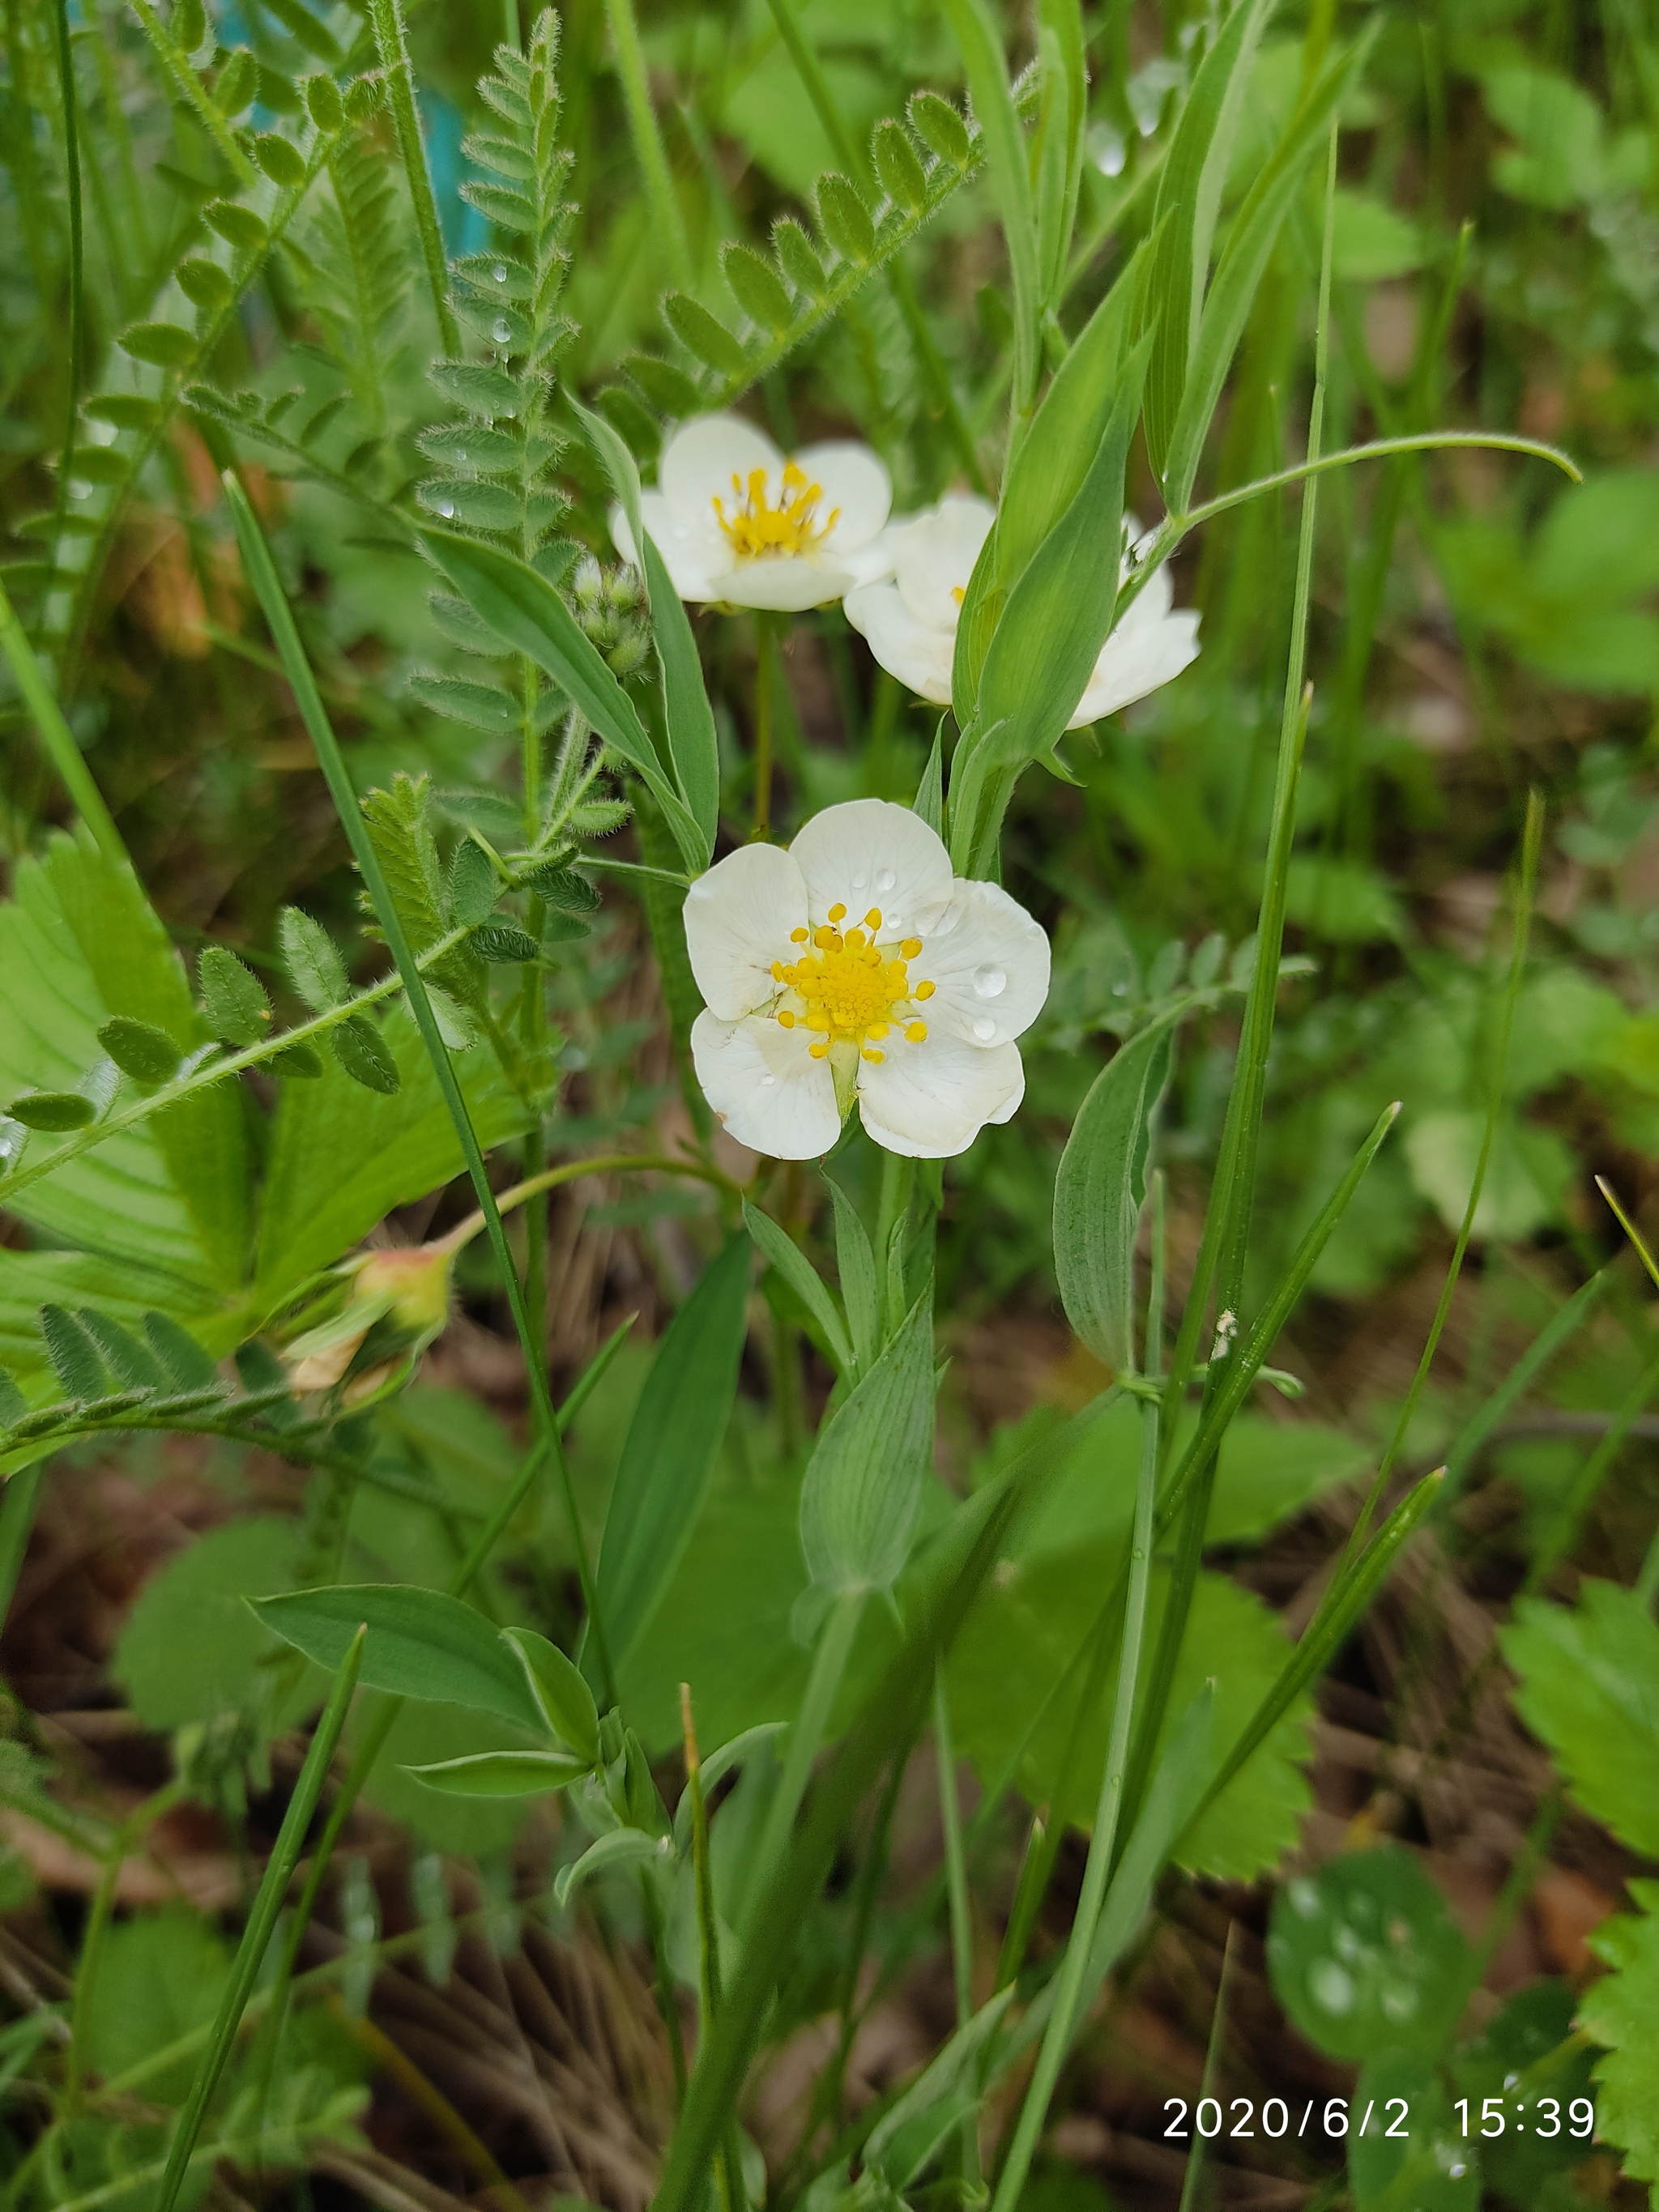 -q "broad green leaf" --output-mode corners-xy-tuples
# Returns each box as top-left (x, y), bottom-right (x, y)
(1330, 186), (1426, 282)
(1266, 1851), (1473, 2063)
(744, 1200), (854, 1376)
(407, 1748), (587, 1796)
(595, 1236), (752, 1664)
(1581, 1882), (1659, 2197)
(1499, 1580), (1659, 1855)
(1404, 1107), (1573, 1241)
(0, 832), (249, 1292)
(1162, 36), (1367, 512)
(419, 529), (707, 874)
(1142, 0), (1276, 478)
(253, 1583), (544, 1731)
(79, 1907), (230, 2105)
(1052, 1024), (1171, 1373)
(253, 1000), (529, 1311)
(501, 1626), (600, 1762)
(642, 534), (719, 860)
(113, 1517), (315, 1732)
(800, 1289), (936, 1593)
